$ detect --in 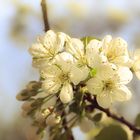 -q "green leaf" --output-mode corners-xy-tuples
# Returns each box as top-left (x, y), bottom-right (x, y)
(81, 36), (99, 46)
(92, 113), (102, 122)
(95, 125), (128, 140)
(90, 68), (97, 77)
(135, 113), (140, 127)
